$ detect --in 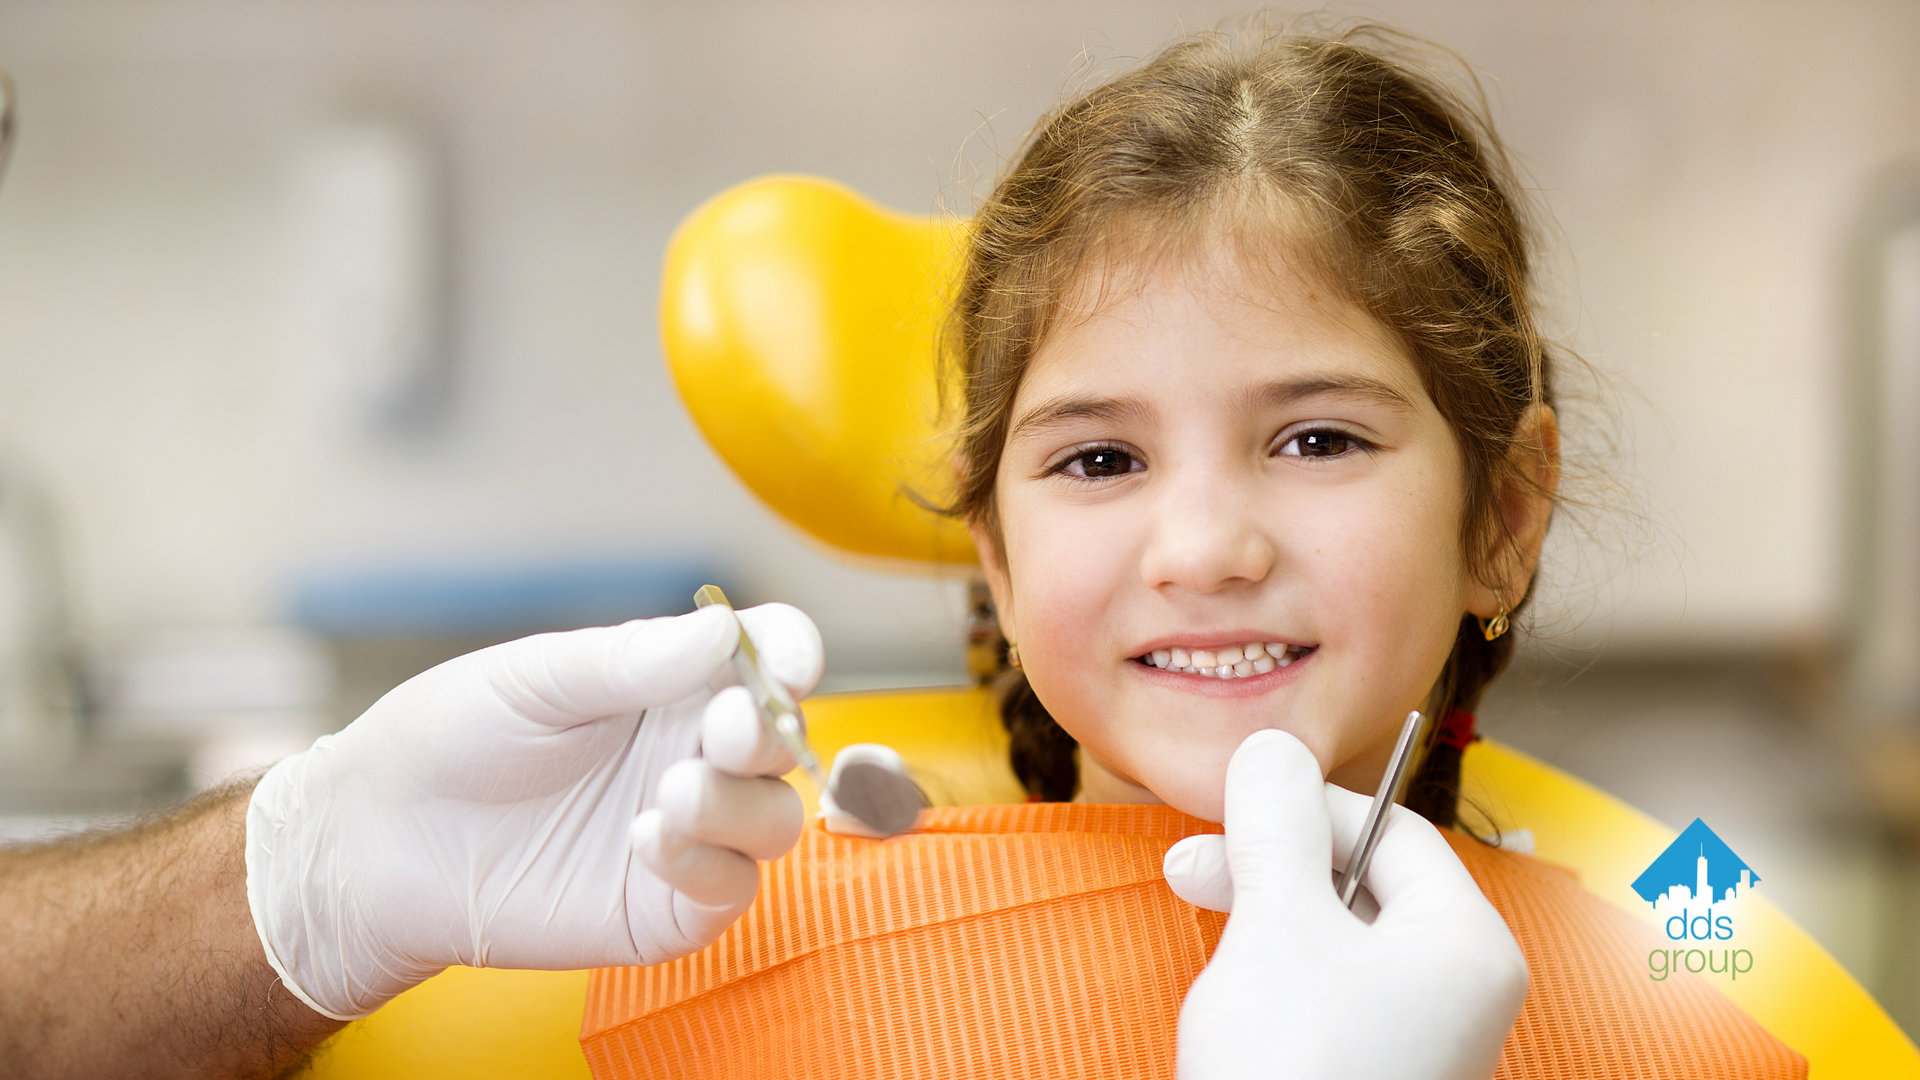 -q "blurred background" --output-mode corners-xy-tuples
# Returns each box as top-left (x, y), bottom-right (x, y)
(0, 0), (1917, 1038)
